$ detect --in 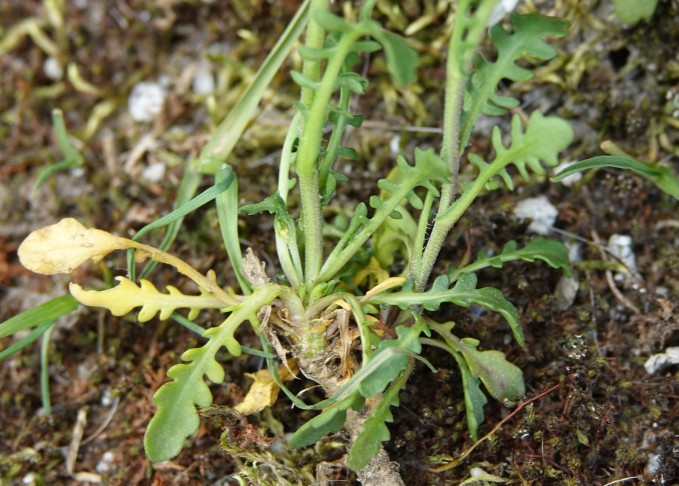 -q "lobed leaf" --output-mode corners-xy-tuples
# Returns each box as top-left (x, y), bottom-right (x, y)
(369, 274), (524, 346)
(451, 237), (571, 281)
(461, 13), (570, 146)
(348, 375), (407, 470)
(69, 277), (227, 323)
(432, 322), (524, 438)
(144, 284), (279, 462)
(371, 148), (446, 213)
(496, 112), (573, 180)
(460, 112), (573, 196)
(358, 323), (423, 397)
(455, 338), (525, 406)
